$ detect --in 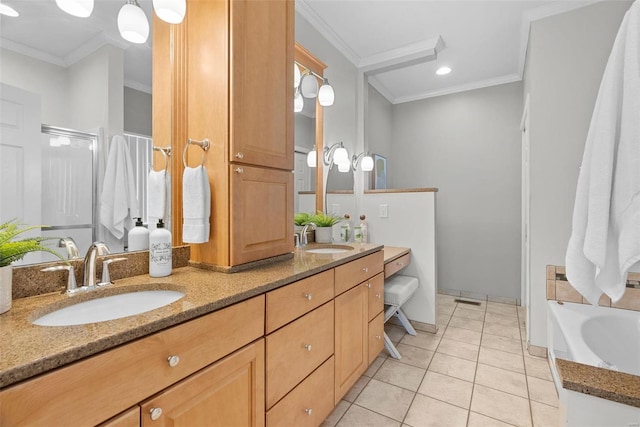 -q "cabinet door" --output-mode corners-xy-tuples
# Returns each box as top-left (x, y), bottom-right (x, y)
(367, 272), (384, 321)
(368, 312), (385, 365)
(141, 339), (265, 427)
(334, 283), (368, 404)
(230, 165), (293, 265)
(99, 407), (140, 427)
(229, 0), (294, 170)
